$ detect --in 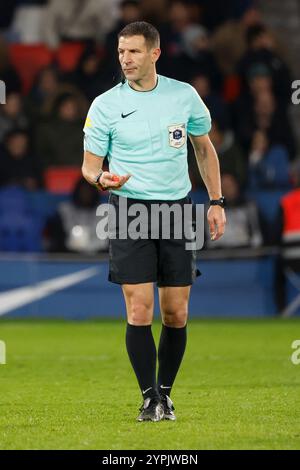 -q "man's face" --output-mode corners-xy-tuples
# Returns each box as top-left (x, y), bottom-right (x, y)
(118, 35), (160, 82)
